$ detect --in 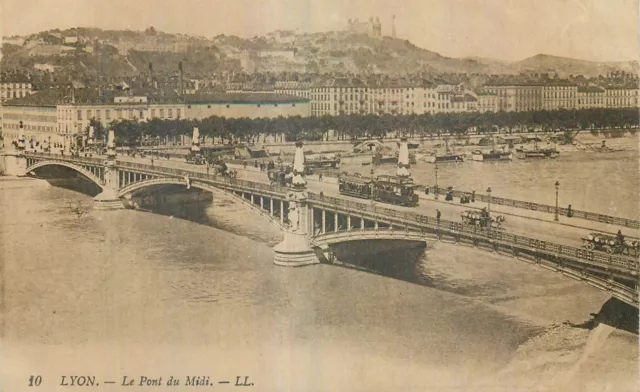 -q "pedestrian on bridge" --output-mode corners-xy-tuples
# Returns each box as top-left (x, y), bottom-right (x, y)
(436, 209), (441, 225)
